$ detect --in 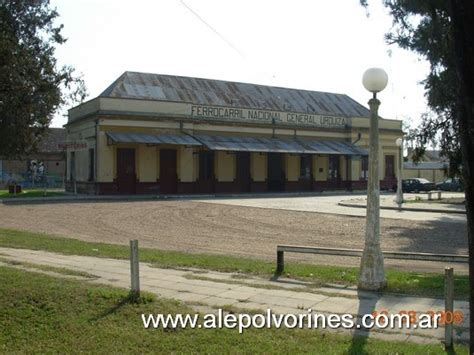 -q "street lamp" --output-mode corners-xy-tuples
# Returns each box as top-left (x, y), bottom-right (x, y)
(358, 68), (388, 291)
(395, 137), (404, 208)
